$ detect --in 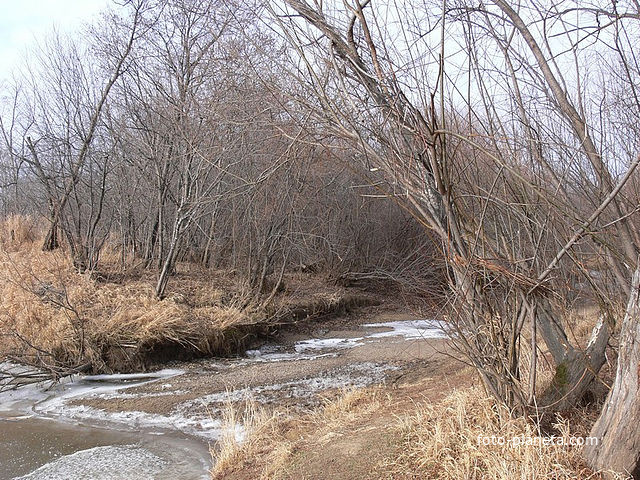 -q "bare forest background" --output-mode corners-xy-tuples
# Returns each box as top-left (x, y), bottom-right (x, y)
(1, 0), (640, 476)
